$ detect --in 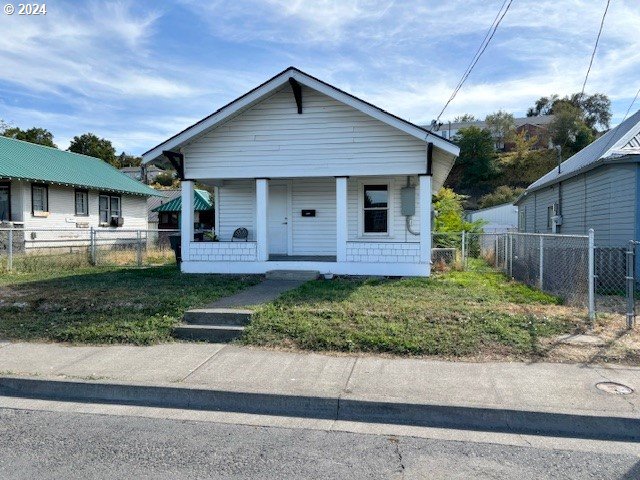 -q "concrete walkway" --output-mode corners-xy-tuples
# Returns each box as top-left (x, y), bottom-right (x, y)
(207, 279), (304, 308)
(0, 341), (639, 442)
